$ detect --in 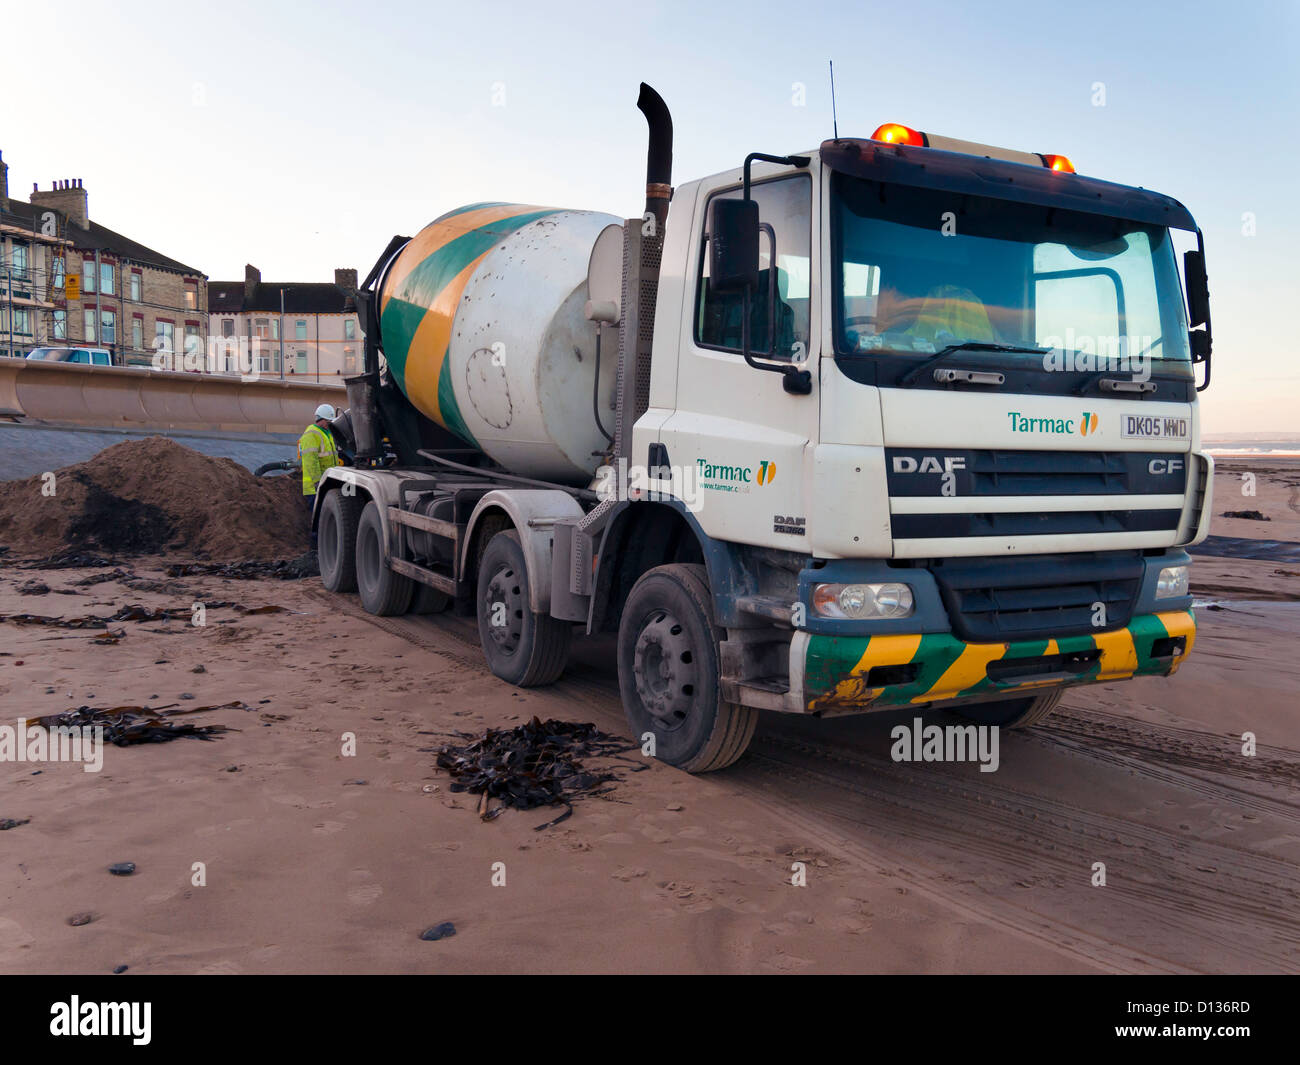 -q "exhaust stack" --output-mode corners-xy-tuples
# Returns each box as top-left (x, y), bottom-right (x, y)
(637, 83), (673, 227)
